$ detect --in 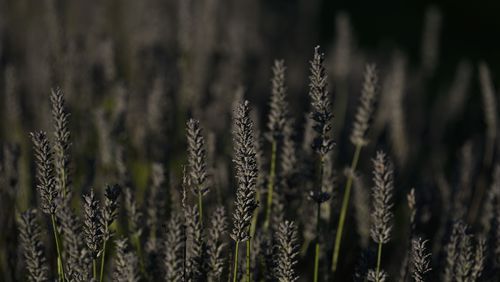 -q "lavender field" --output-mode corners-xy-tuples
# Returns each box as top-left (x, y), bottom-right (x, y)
(0, 1), (499, 281)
